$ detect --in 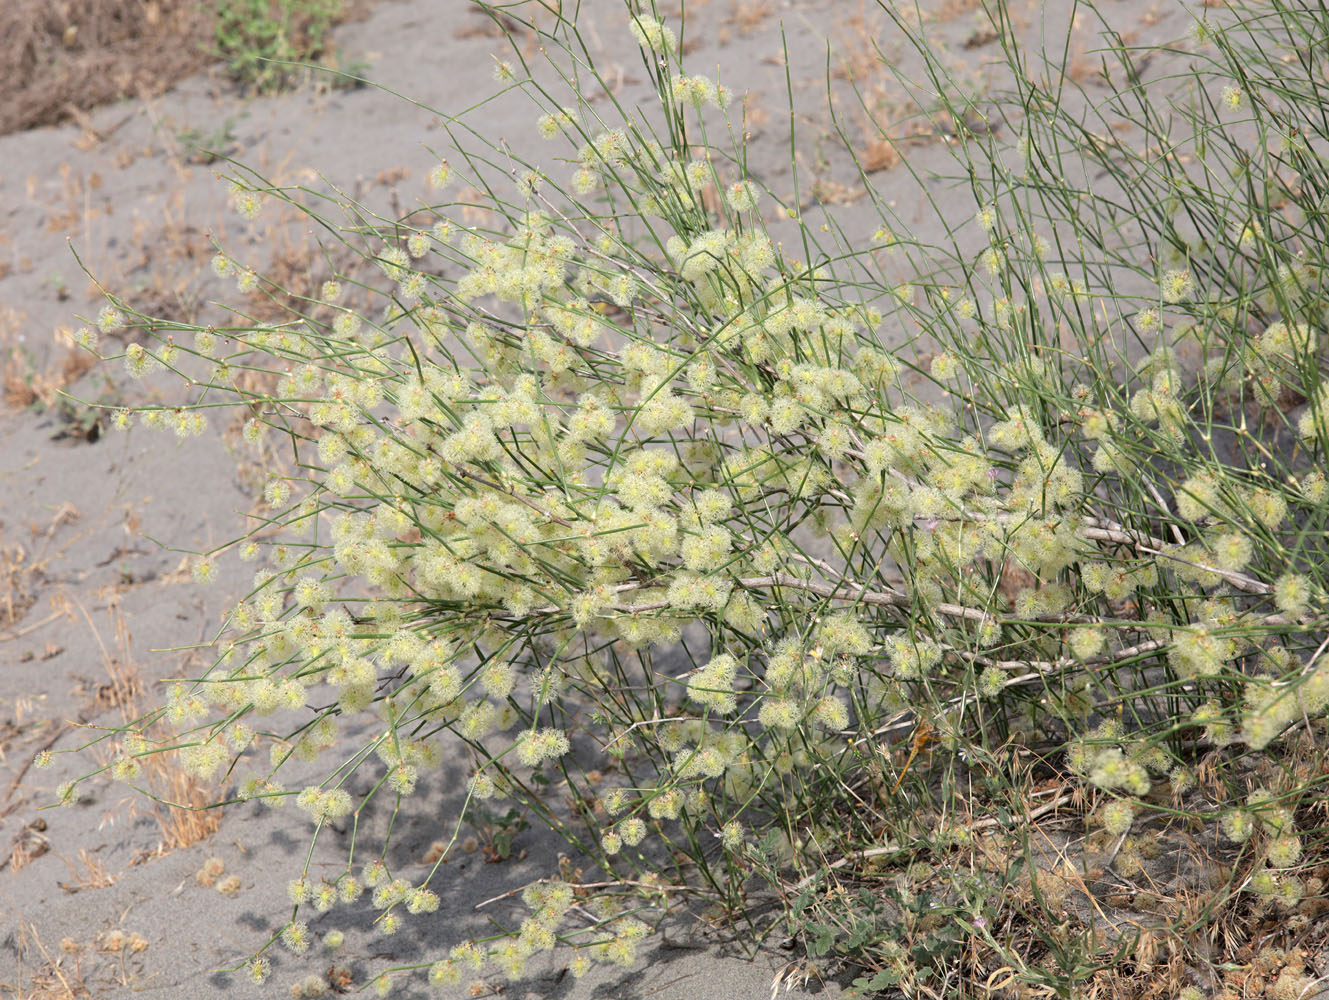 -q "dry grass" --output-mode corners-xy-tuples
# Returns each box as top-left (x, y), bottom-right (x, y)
(74, 595), (222, 855)
(108, 181), (212, 328)
(0, 505), (81, 633)
(831, 4), (892, 84)
(234, 178), (389, 329)
(3, 818), (51, 873)
(55, 848), (115, 892)
(0, 0), (382, 136)
(0, 543), (41, 630)
(806, 176), (866, 207)
(6, 920), (93, 1000)
(814, 713), (1329, 1000)
(0, 0), (214, 136)
(2, 332), (98, 417)
(0, 306), (107, 445)
(6, 919), (152, 998)
(140, 746), (222, 852)
(454, 1), (527, 40)
(725, 0), (772, 34)
(856, 136), (901, 174)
